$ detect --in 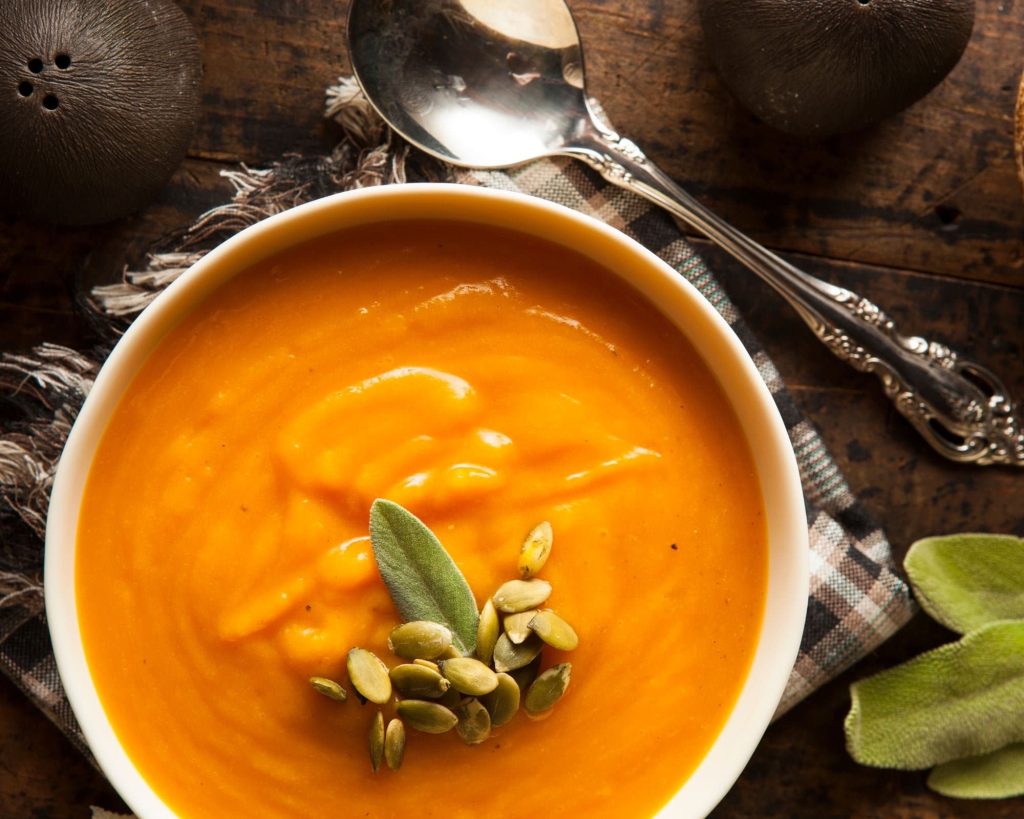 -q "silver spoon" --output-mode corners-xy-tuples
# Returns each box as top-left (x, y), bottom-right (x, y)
(346, 0), (1023, 467)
